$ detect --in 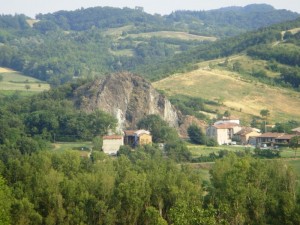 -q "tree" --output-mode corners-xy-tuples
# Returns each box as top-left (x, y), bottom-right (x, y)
(0, 176), (12, 225)
(187, 124), (206, 145)
(223, 110), (231, 117)
(289, 136), (300, 157)
(260, 109), (270, 132)
(260, 109), (270, 118)
(25, 84), (31, 91)
(92, 136), (103, 150)
(138, 115), (179, 143)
